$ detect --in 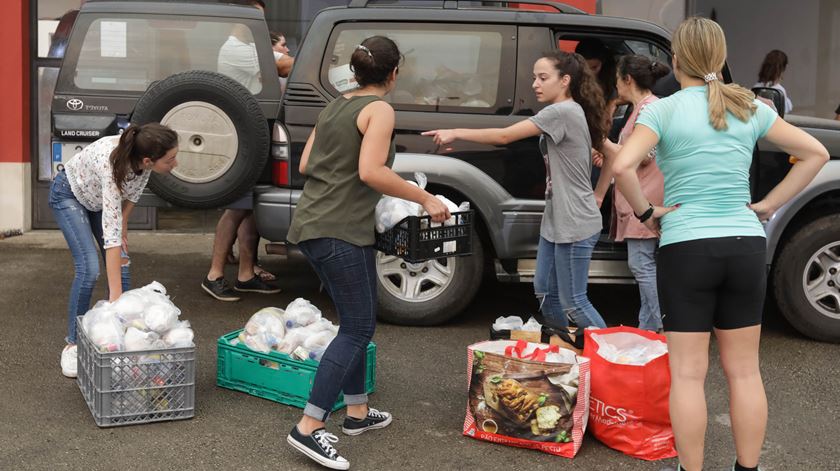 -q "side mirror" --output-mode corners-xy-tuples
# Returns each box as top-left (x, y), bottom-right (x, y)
(752, 87), (785, 119)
